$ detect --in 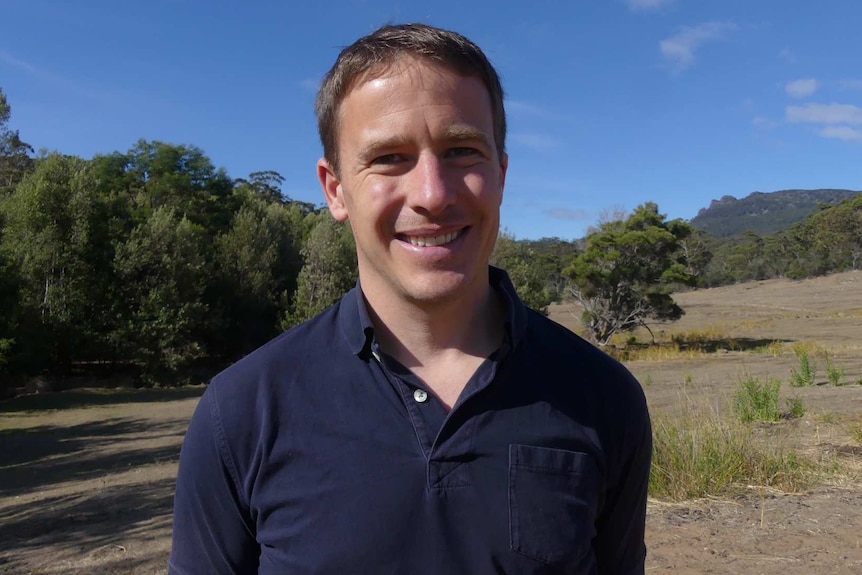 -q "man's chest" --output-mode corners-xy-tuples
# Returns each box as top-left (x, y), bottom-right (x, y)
(245, 392), (603, 574)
